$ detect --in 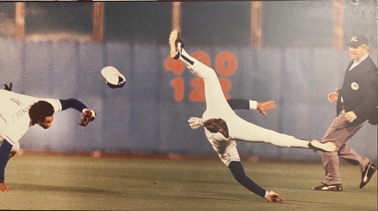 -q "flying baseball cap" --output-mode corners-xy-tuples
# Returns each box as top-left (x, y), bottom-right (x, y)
(101, 66), (126, 89)
(346, 35), (369, 48)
